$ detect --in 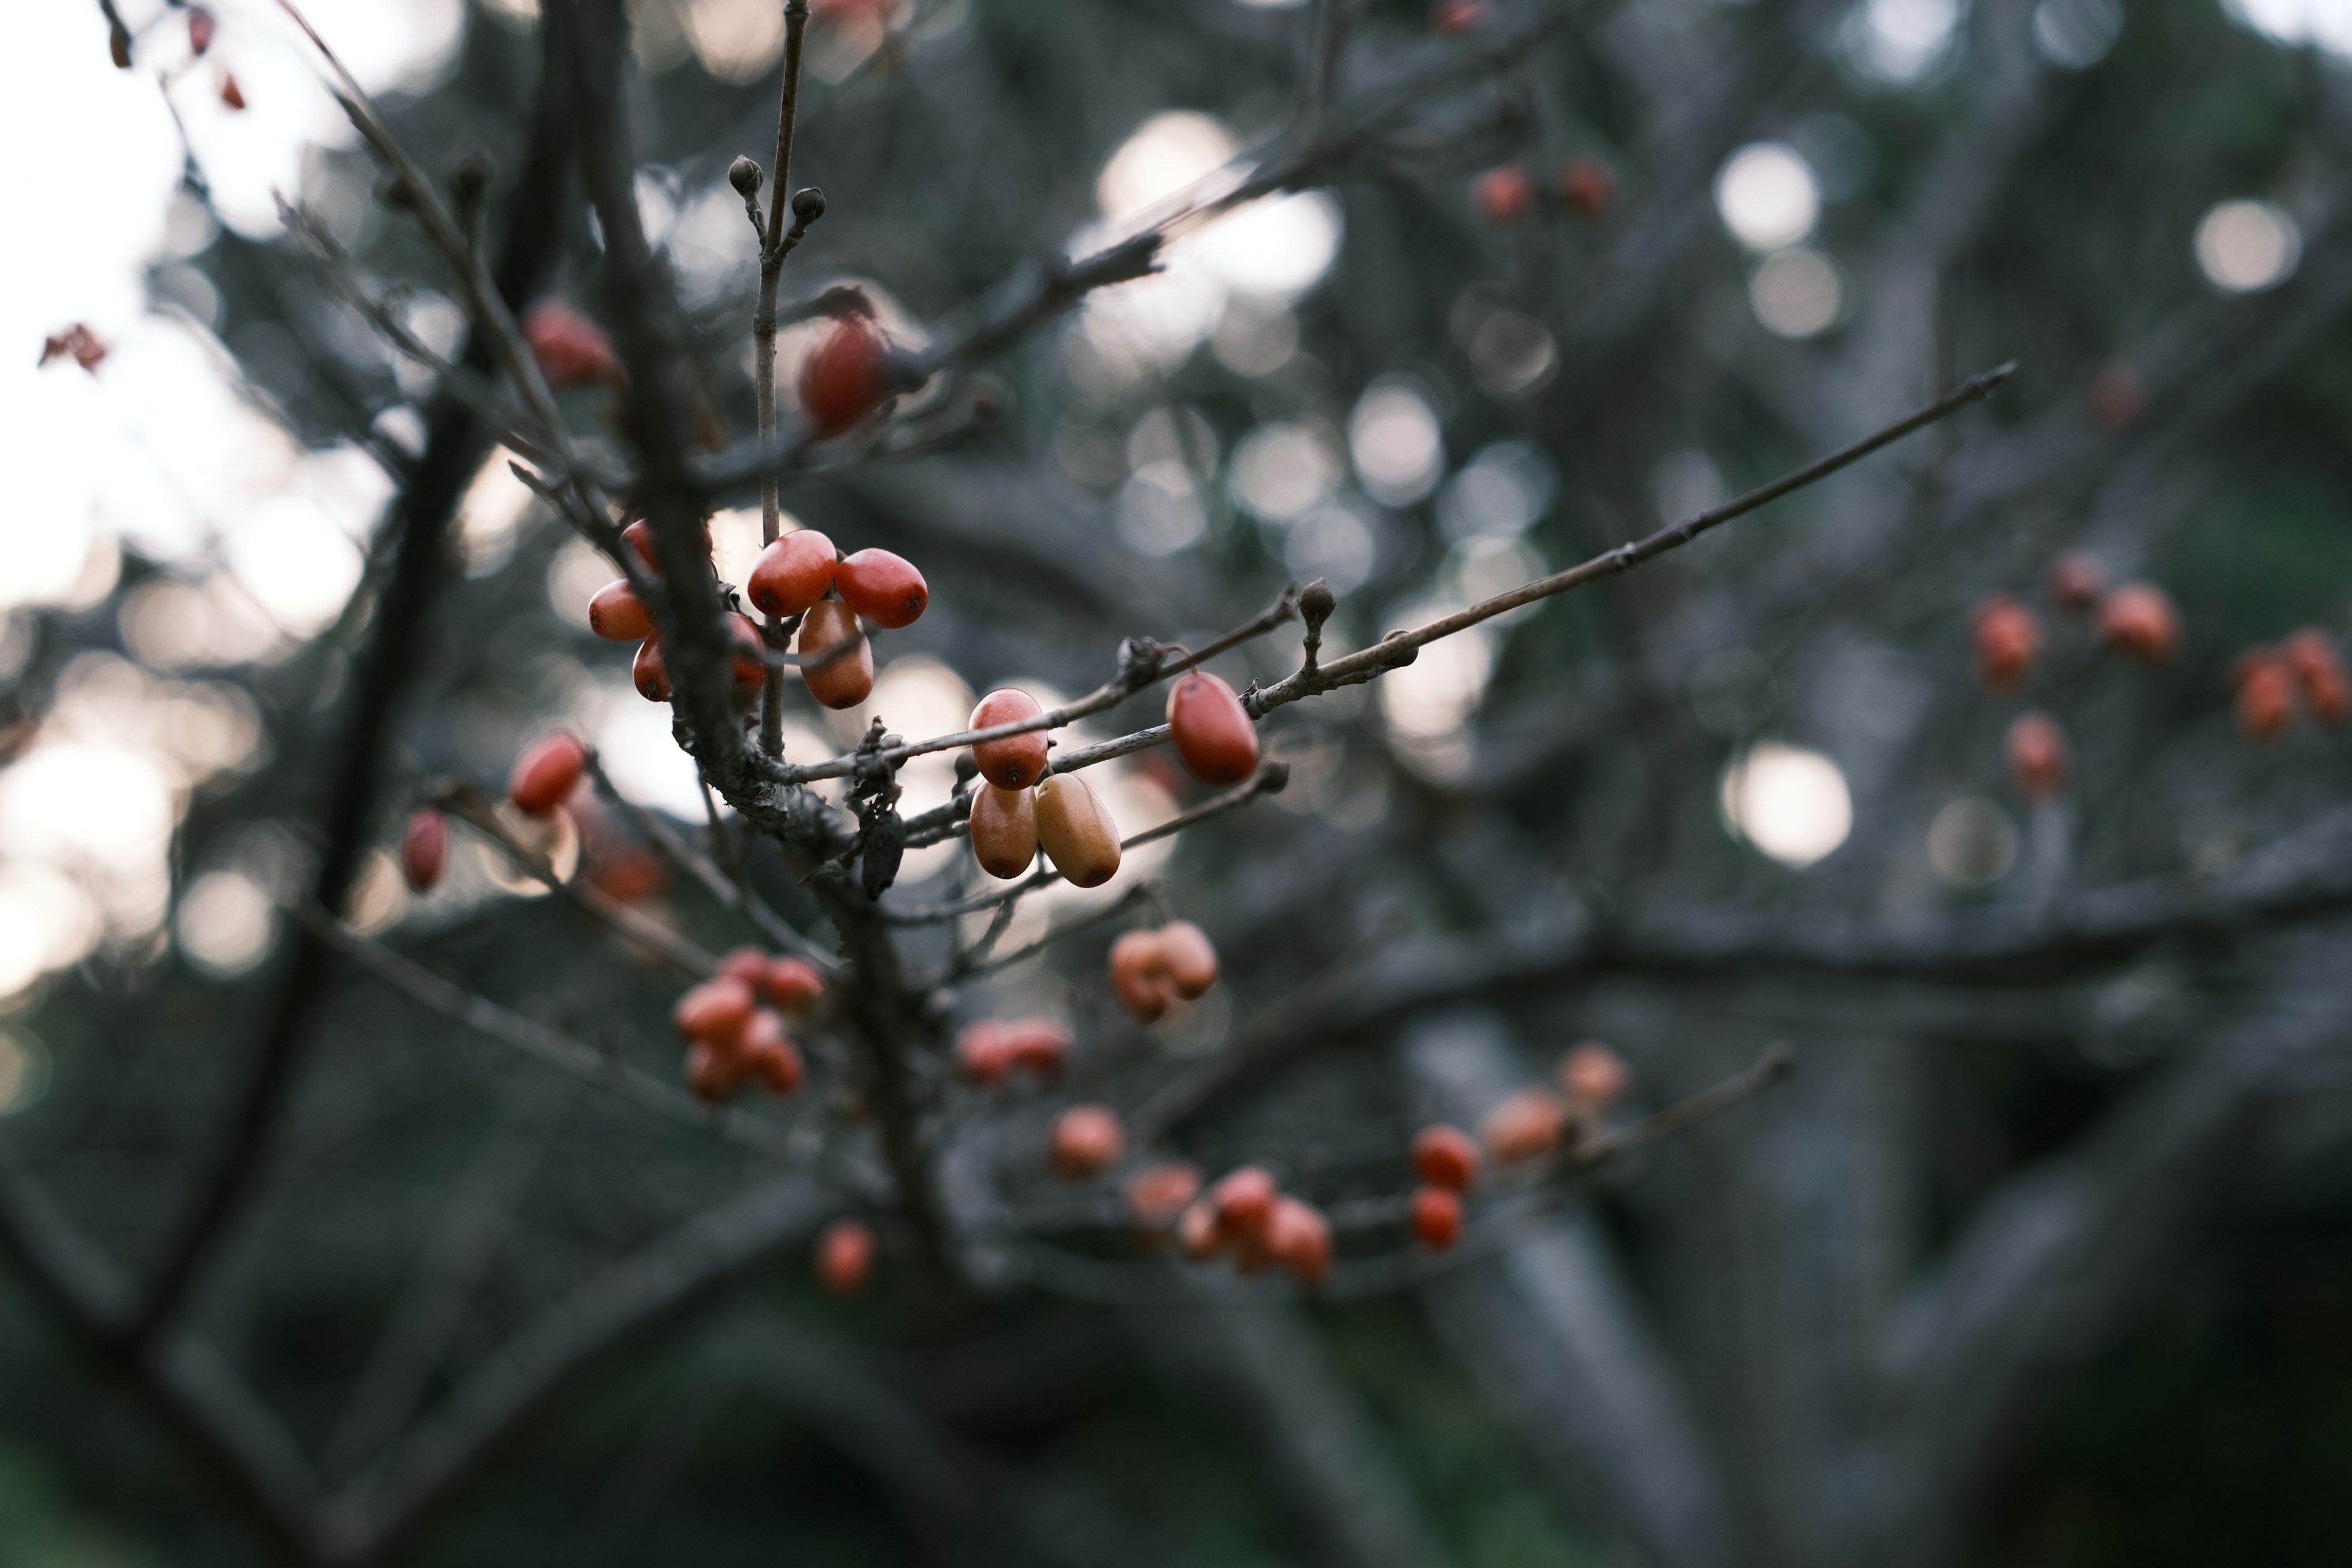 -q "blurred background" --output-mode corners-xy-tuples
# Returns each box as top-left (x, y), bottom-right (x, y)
(7, 0), (2352, 1562)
